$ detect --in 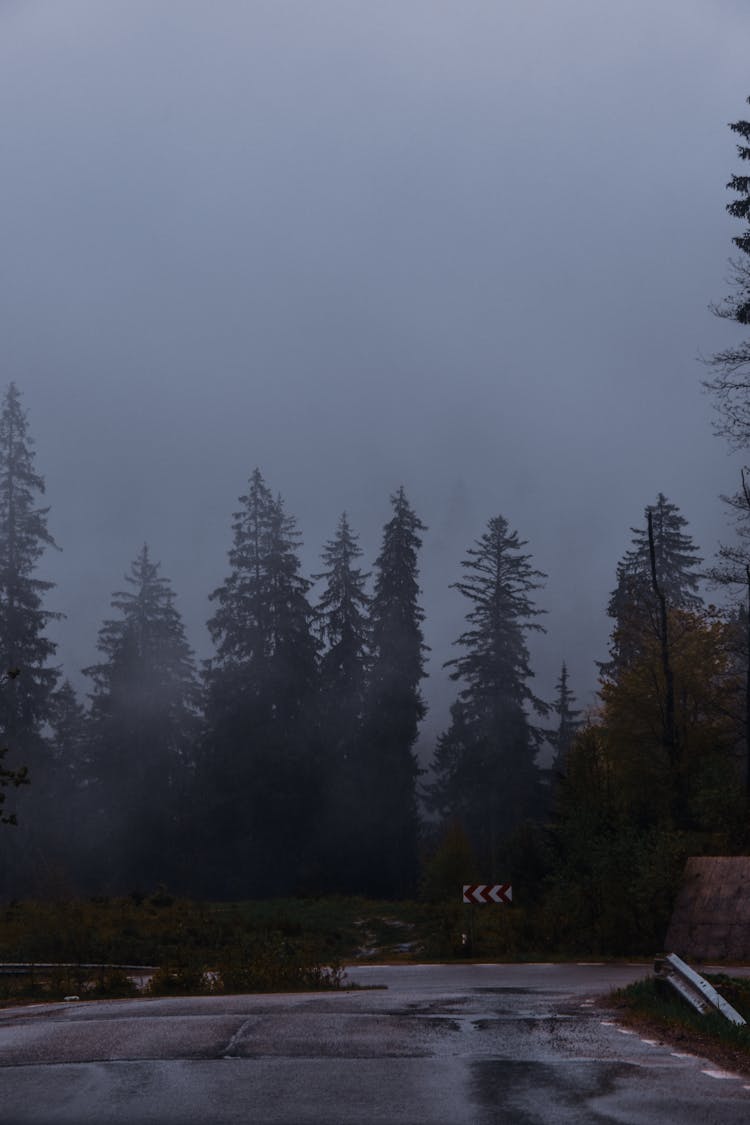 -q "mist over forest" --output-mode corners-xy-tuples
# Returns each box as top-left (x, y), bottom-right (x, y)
(3, 3), (750, 948)
(3, 0), (747, 730)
